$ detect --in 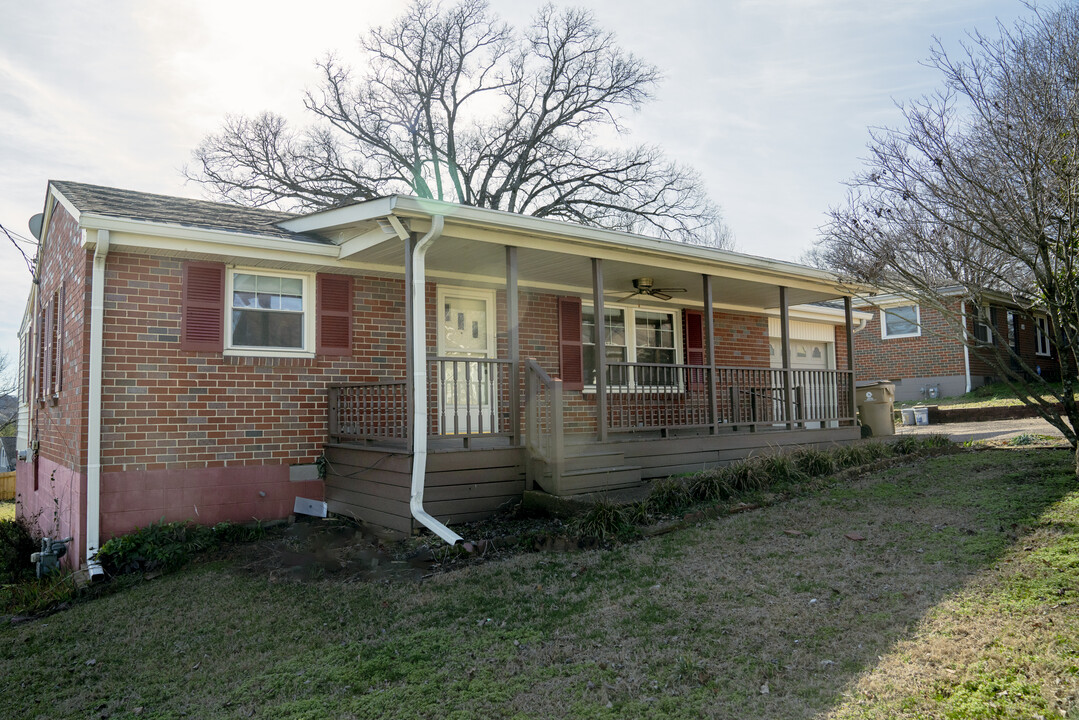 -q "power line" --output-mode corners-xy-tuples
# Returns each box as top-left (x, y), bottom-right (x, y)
(0, 222), (37, 278)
